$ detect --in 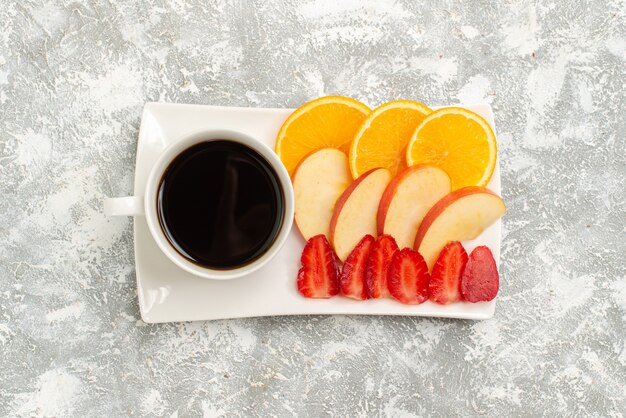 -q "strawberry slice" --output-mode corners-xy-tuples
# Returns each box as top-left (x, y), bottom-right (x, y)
(429, 241), (468, 304)
(365, 234), (398, 298)
(387, 248), (430, 304)
(340, 235), (375, 300)
(460, 246), (499, 302)
(297, 235), (340, 298)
